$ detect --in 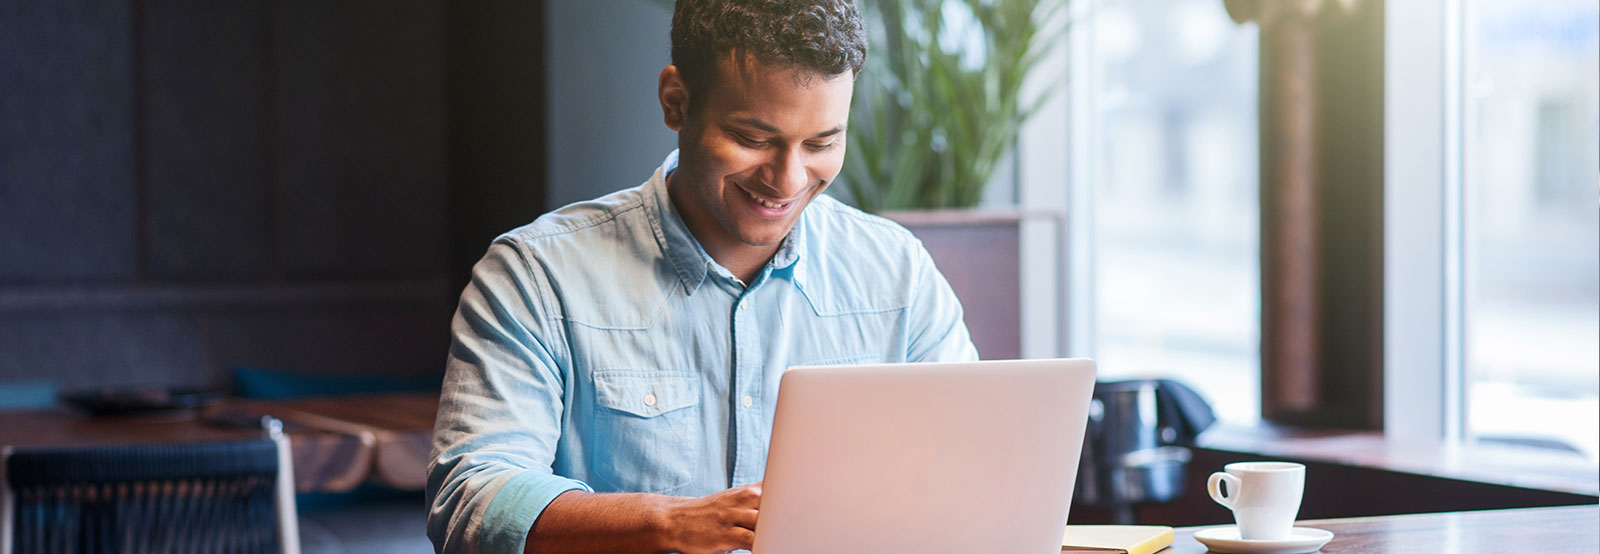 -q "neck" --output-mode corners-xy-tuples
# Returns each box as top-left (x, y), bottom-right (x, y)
(666, 173), (779, 285)
(717, 249), (772, 286)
